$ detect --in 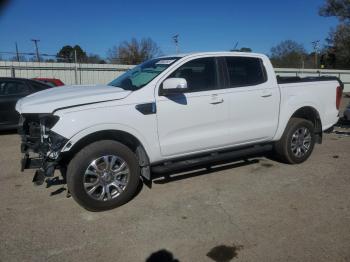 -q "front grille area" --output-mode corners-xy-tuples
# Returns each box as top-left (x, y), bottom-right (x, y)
(19, 114), (43, 153)
(19, 114), (40, 136)
(19, 114), (68, 177)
